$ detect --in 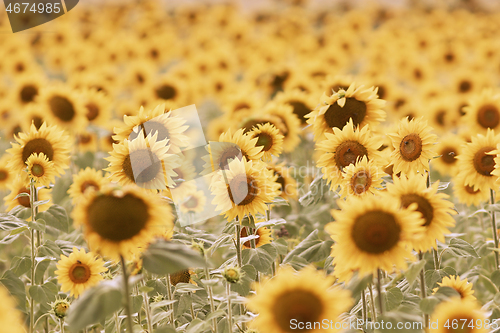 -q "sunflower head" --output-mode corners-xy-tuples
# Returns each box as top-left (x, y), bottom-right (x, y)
(340, 155), (384, 197)
(248, 123), (284, 161)
(26, 152), (57, 186)
(223, 266), (242, 283)
(50, 298), (71, 319)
